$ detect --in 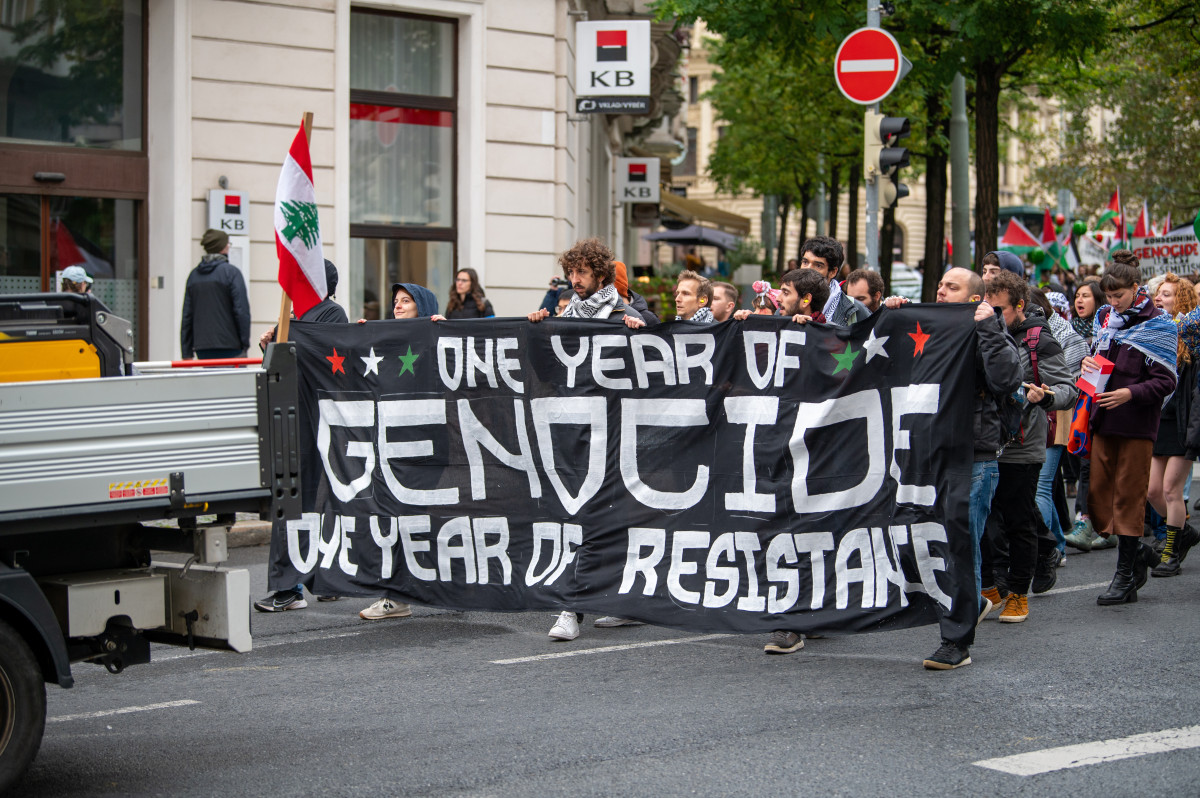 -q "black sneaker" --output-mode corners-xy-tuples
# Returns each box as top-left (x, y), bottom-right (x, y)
(253, 590), (307, 612)
(923, 640), (971, 670)
(763, 630), (804, 654)
(1031, 552), (1059, 594)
